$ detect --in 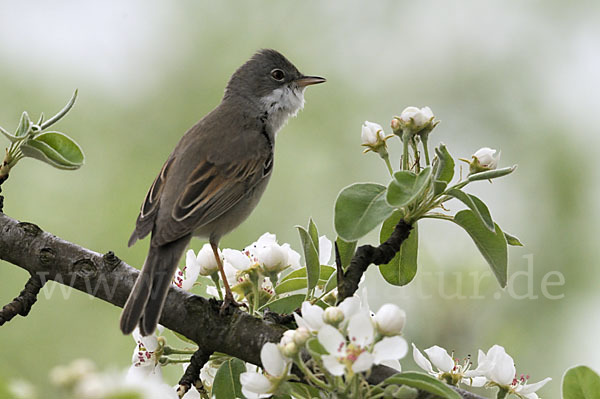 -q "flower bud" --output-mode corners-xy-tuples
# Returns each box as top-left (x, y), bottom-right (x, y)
(374, 304), (406, 336)
(279, 341), (299, 358)
(293, 327), (311, 346)
(396, 106), (436, 137)
(197, 244), (220, 276)
(257, 243), (289, 273)
(322, 306), (345, 326)
(361, 121), (385, 146)
(280, 330), (295, 346)
(469, 147), (500, 174)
